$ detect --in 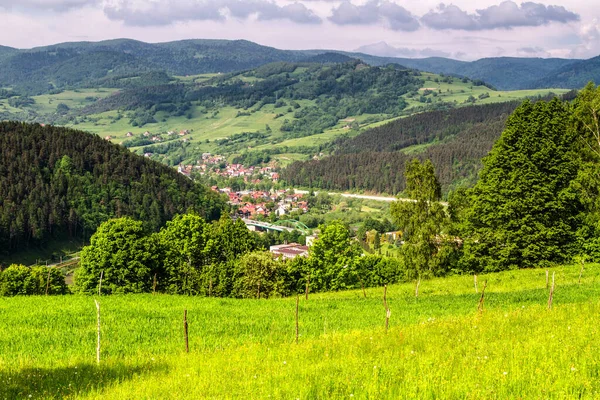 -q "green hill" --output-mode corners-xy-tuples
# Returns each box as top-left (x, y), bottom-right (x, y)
(0, 121), (225, 261)
(0, 38), (594, 95)
(383, 56), (578, 90)
(0, 39), (315, 95)
(282, 101), (521, 194)
(0, 59), (568, 172)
